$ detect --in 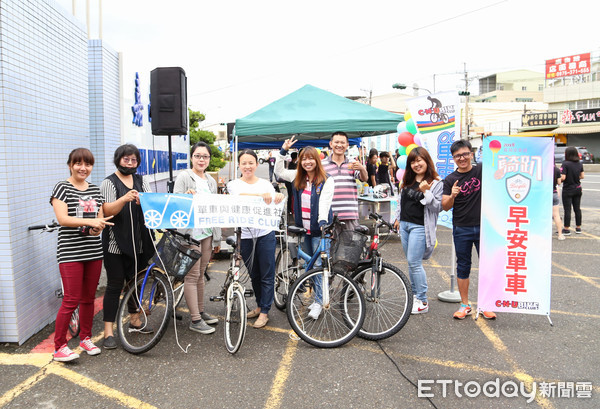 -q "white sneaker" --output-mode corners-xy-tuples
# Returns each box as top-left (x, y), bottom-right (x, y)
(308, 303), (322, 320)
(411, 299), (429, 314)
